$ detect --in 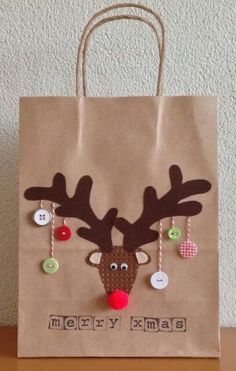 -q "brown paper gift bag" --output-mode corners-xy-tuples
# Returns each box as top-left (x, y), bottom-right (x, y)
(18, 3), (220, 357)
